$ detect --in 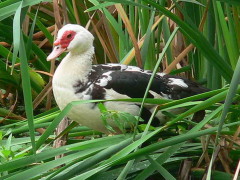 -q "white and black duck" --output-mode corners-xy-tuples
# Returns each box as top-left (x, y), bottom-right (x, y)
(47, 24), (208, 134)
